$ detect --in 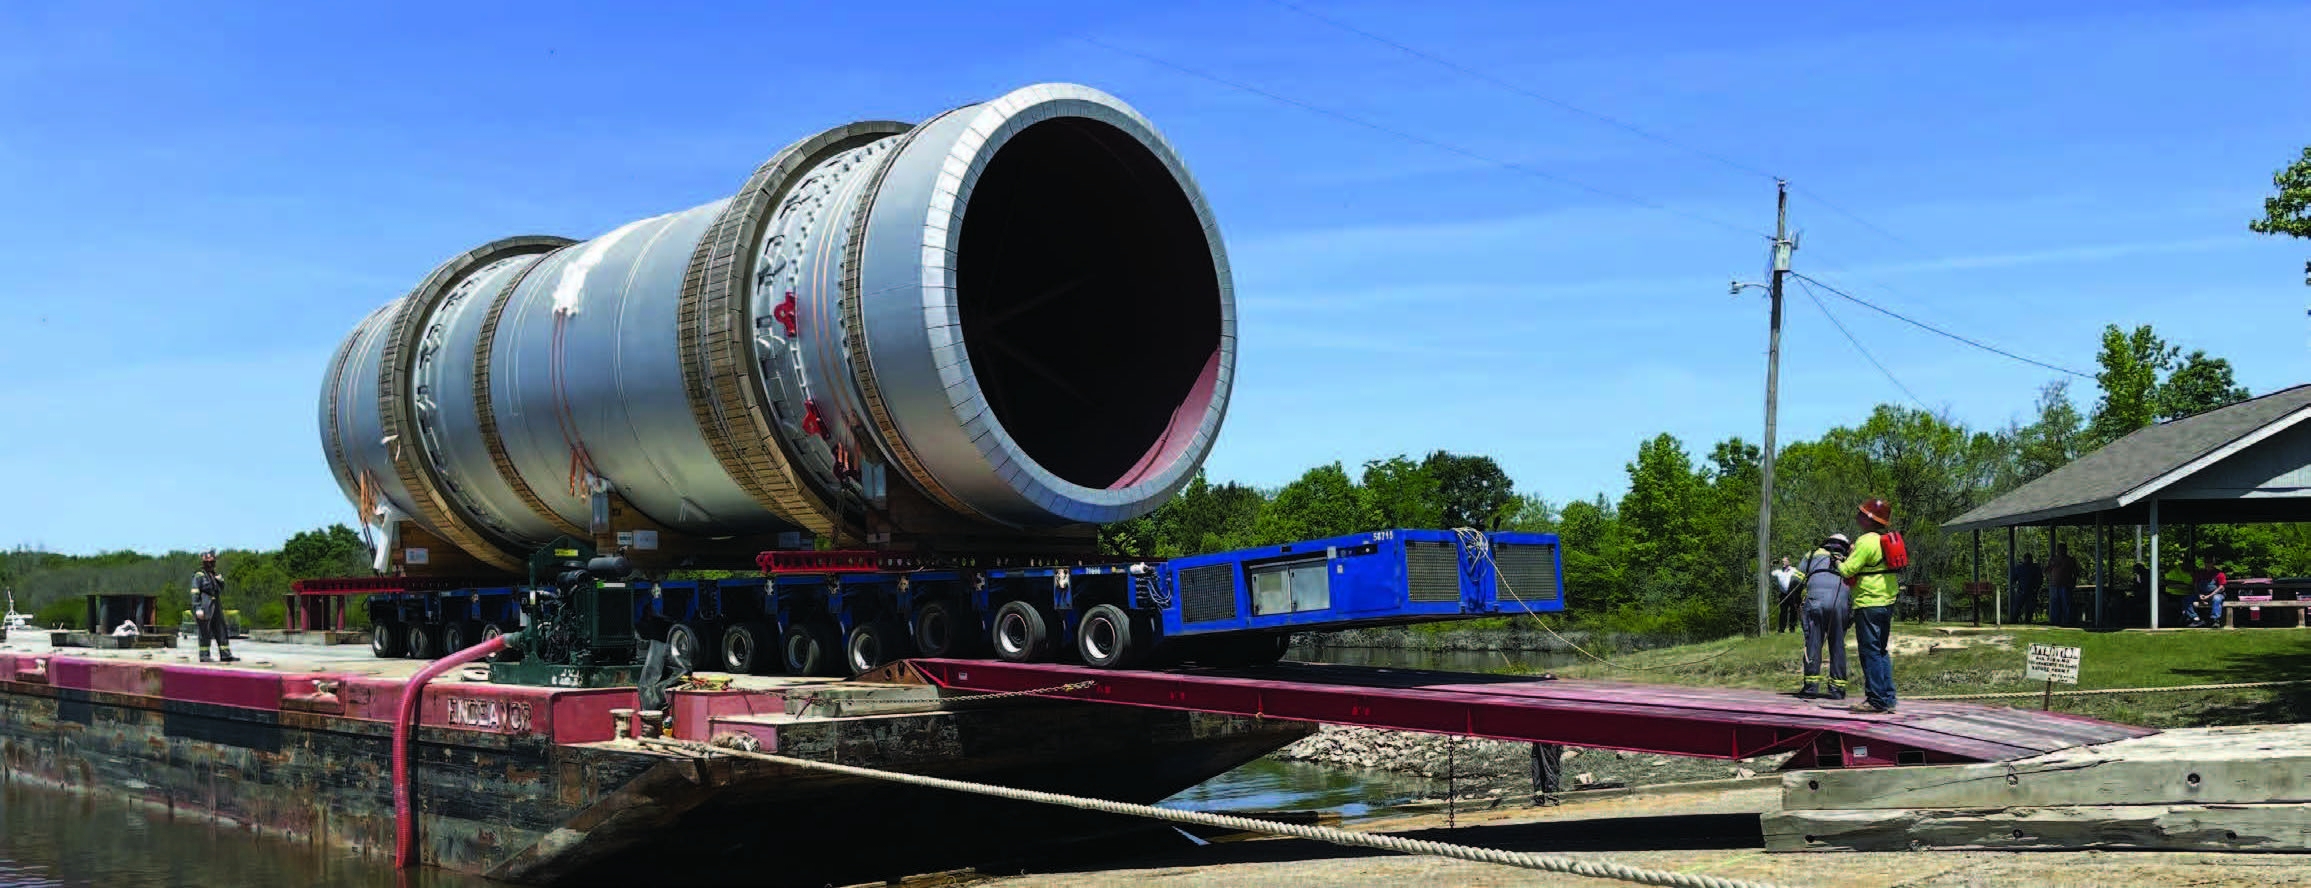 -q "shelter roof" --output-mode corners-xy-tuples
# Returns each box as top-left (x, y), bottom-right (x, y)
(1944, 384), (2311, 531)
